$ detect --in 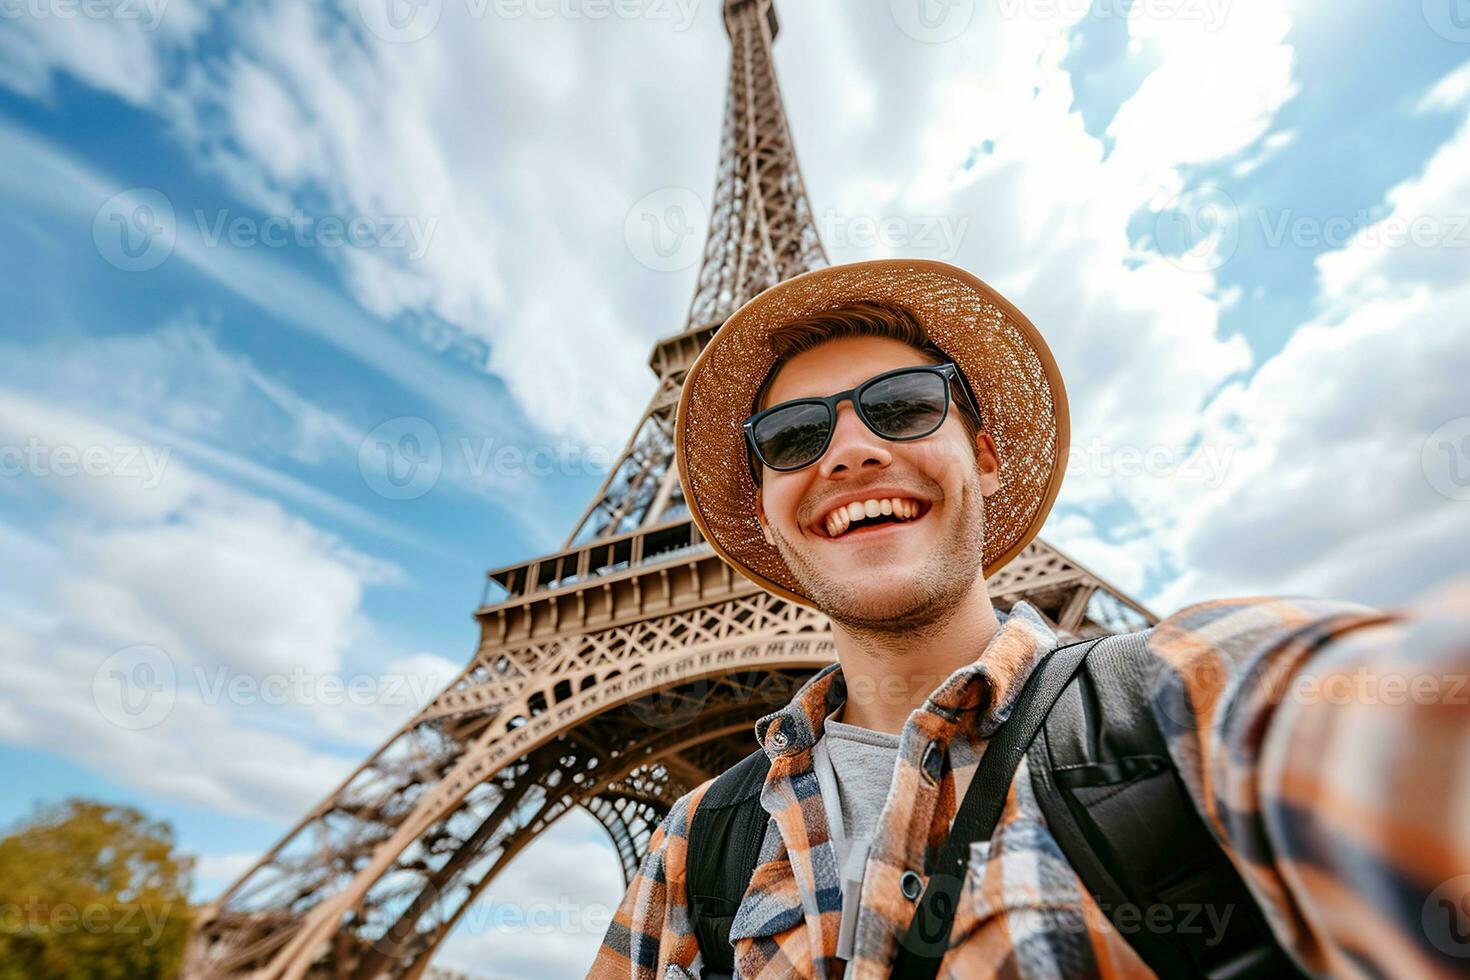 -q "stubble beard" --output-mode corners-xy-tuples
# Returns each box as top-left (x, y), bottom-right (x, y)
(767, 468), (988, 639)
